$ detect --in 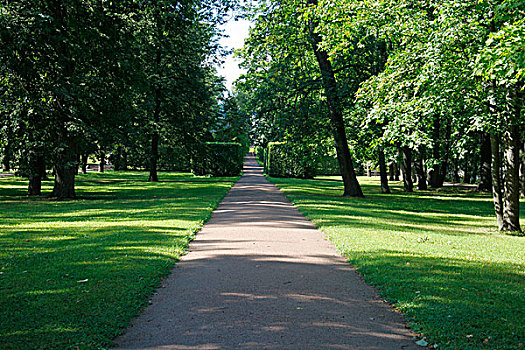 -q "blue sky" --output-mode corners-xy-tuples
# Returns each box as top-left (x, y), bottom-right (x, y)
(216, 18), (251, 92)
